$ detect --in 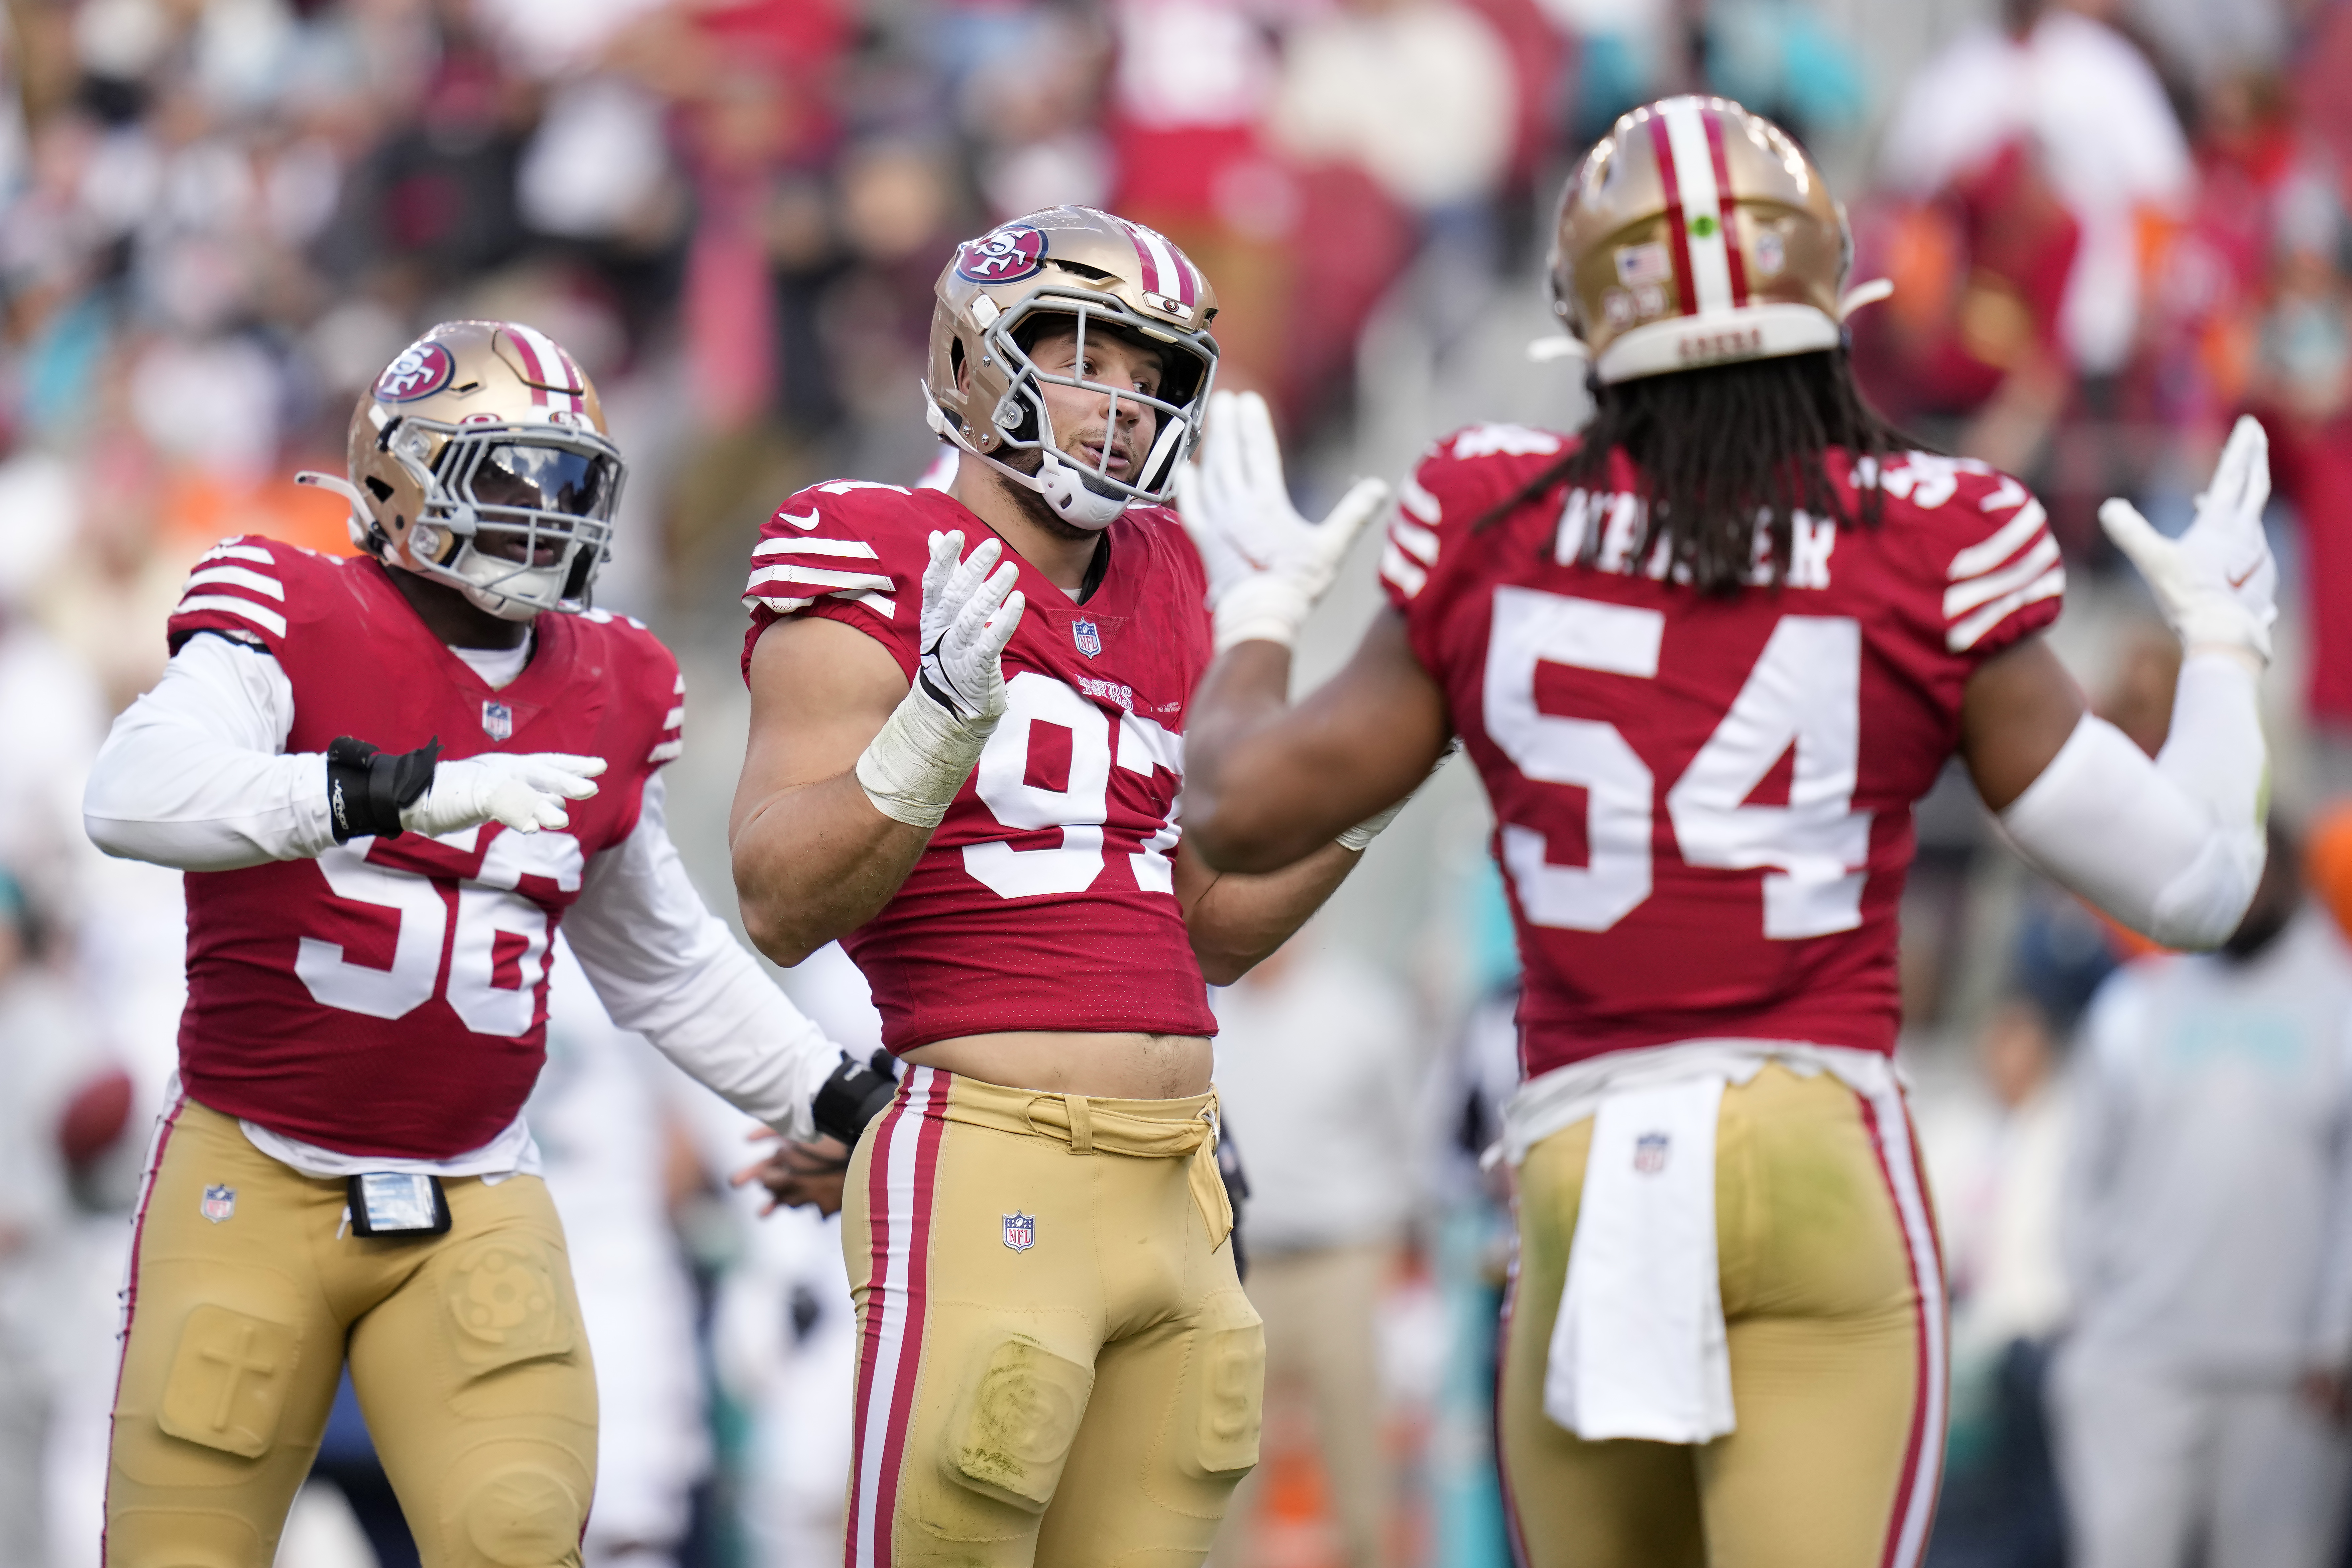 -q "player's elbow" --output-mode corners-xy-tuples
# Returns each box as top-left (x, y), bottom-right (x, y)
(2146, 832), (2270, 951)
(1183, 789), (1302, 876)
